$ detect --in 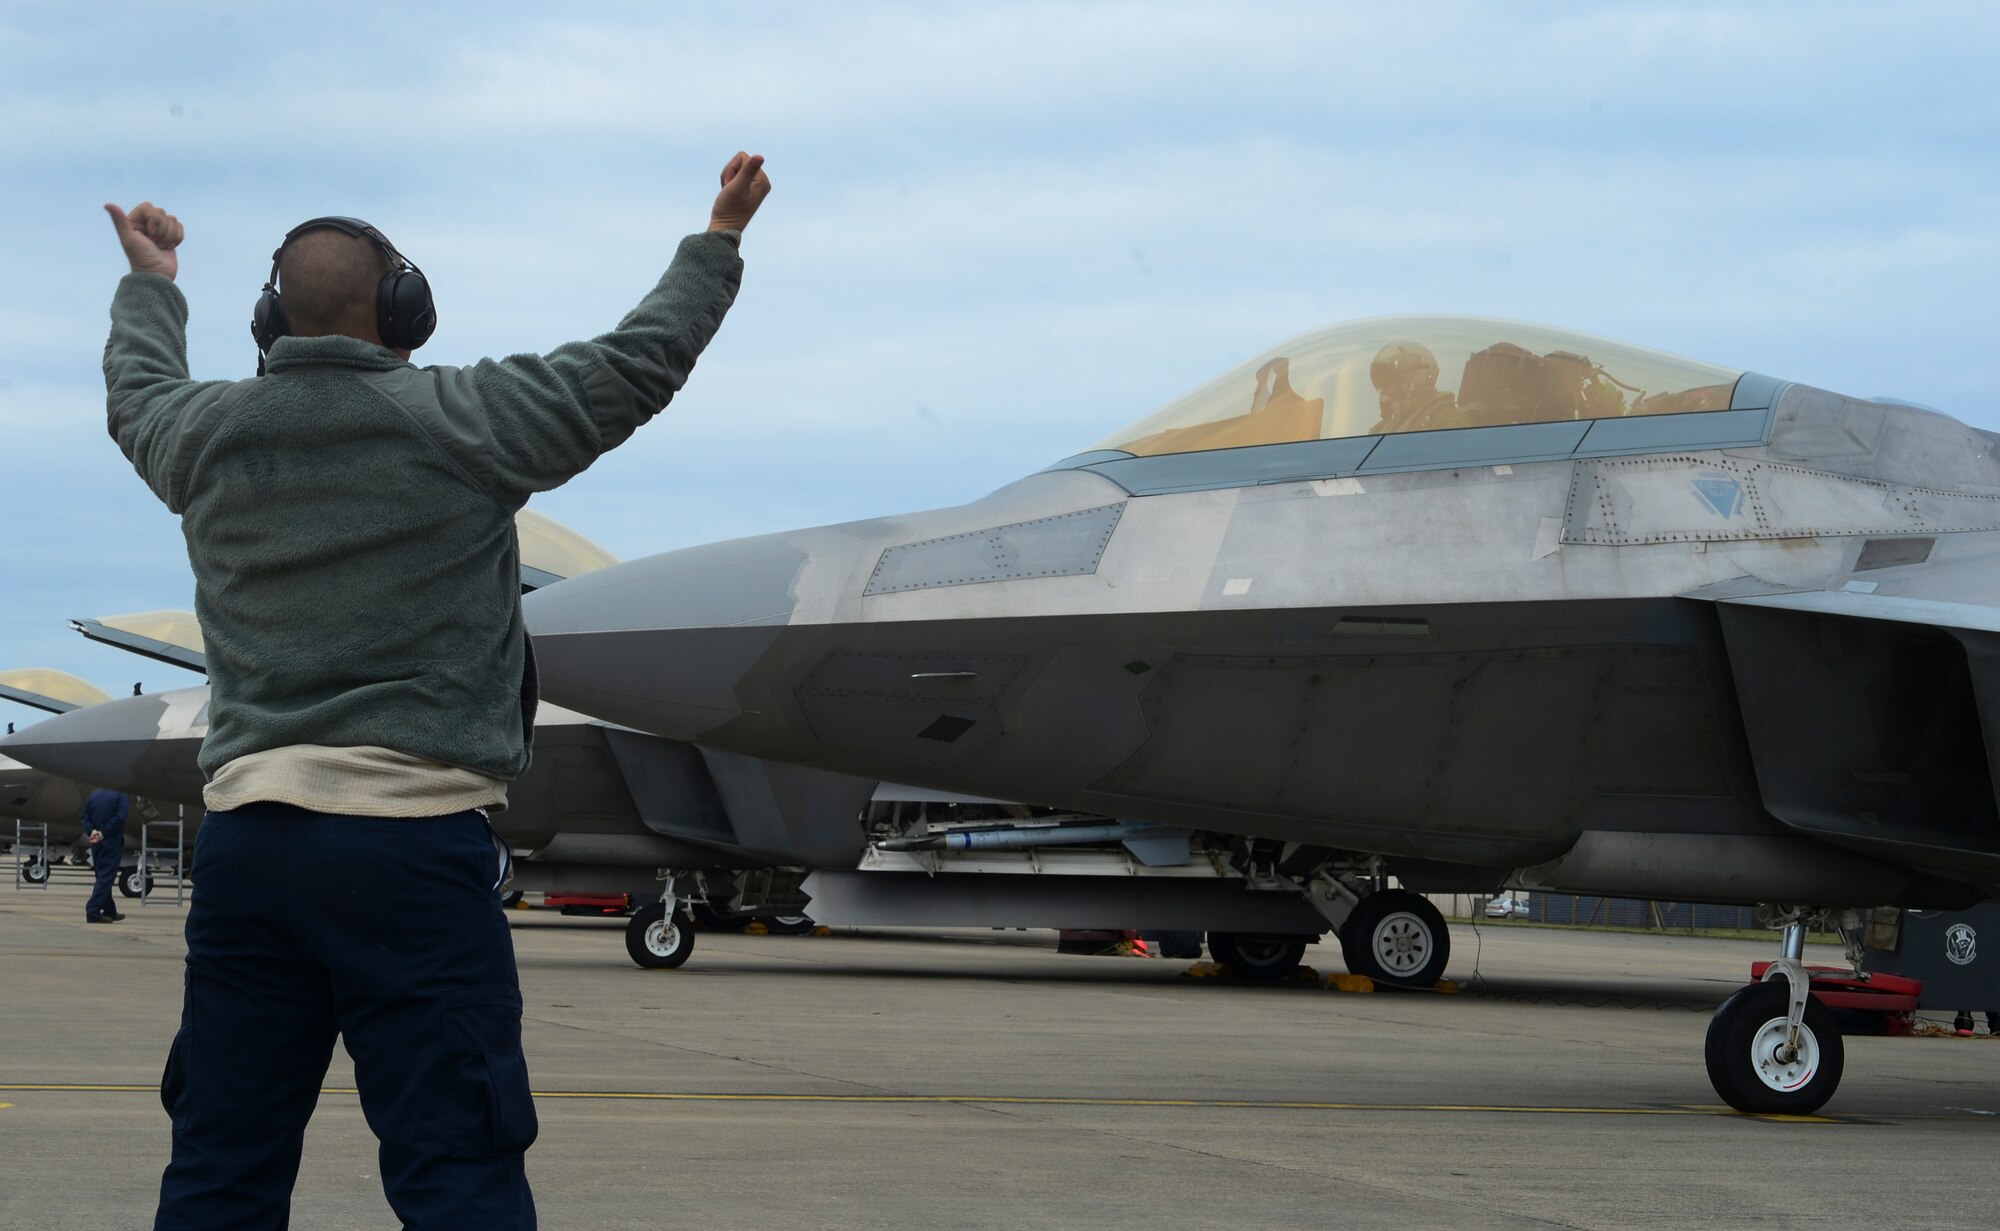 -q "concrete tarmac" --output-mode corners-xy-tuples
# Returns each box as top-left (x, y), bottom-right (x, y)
(3, 871), (1999, 1229)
